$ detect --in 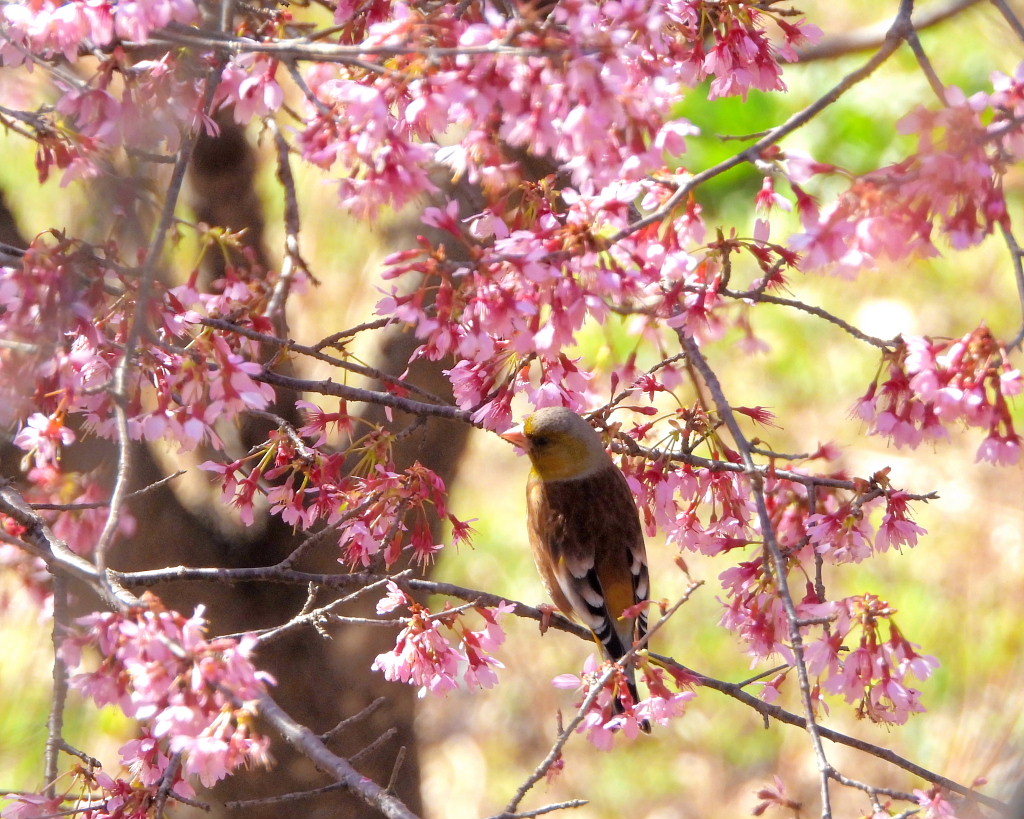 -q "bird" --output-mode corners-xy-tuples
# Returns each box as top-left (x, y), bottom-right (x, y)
(501, 406), (651, 731)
